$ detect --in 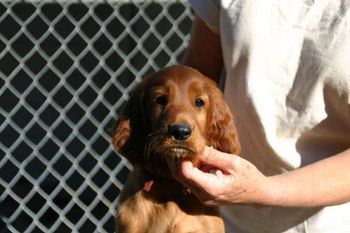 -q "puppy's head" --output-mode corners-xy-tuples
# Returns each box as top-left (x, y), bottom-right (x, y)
(112, 65), (240, 175)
